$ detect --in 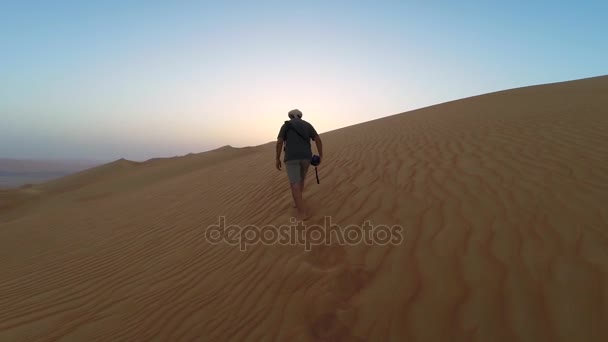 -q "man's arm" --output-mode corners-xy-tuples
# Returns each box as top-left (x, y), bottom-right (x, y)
(313, 135), (323, 162)
(276, 137), (284, 170)
(276, 124), (287, 170)
(309, 123), (323, 161)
